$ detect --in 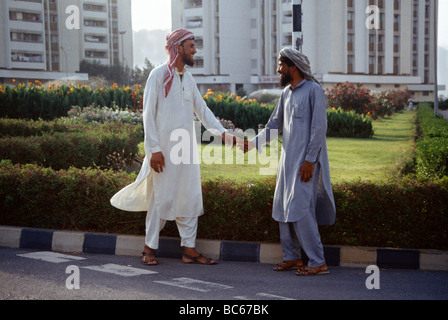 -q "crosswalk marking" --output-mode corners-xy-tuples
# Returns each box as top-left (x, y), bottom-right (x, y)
(154, 277), (234, 293)
(16, 251), (294, 299)
(82, 264), (158, 277)
(17, 252), (86, 264)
